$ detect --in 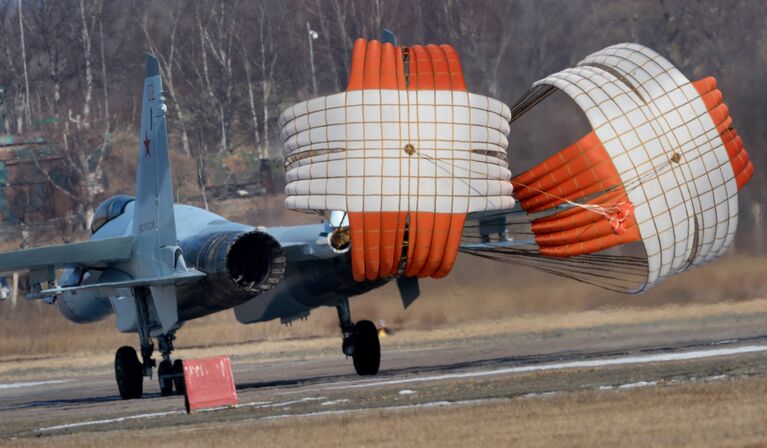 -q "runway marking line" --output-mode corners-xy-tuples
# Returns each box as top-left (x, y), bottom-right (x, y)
(260, 398), (507, 422)
(36, 397), (327, 433)
(38, 410), (185, 432)
(0, 379), (70, 390)
(325, 344), (767, 390)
